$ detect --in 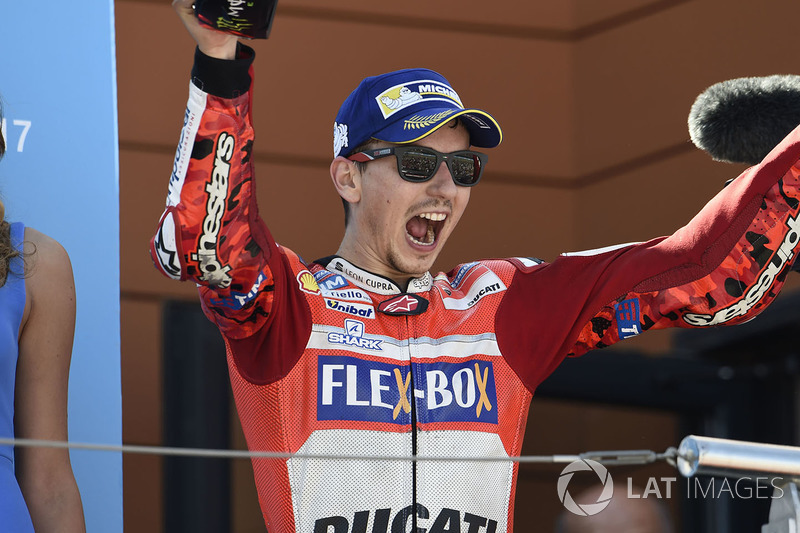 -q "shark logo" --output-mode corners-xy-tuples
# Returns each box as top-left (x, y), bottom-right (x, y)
(327, 320), (383, 351)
